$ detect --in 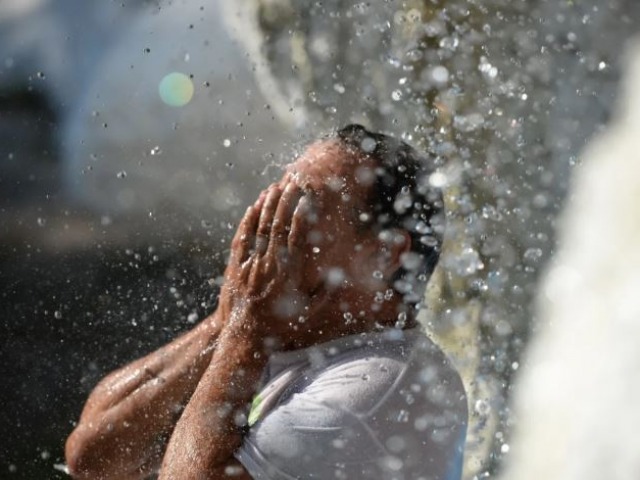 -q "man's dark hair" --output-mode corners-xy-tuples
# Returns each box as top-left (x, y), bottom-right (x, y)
(337, 124), (444, 305)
